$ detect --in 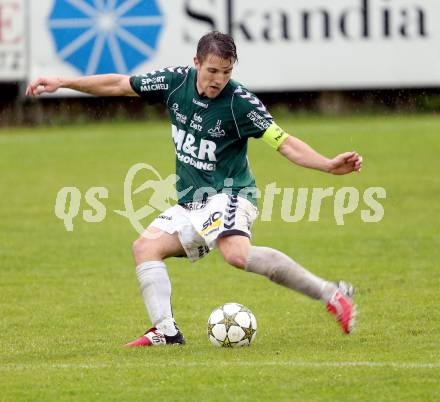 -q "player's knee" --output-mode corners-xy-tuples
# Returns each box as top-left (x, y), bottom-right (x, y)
(222, 252), (247, 270)
(132, 236), (152, 260)
(132, 237), (143, 258)
(217, 236), (250, 269)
